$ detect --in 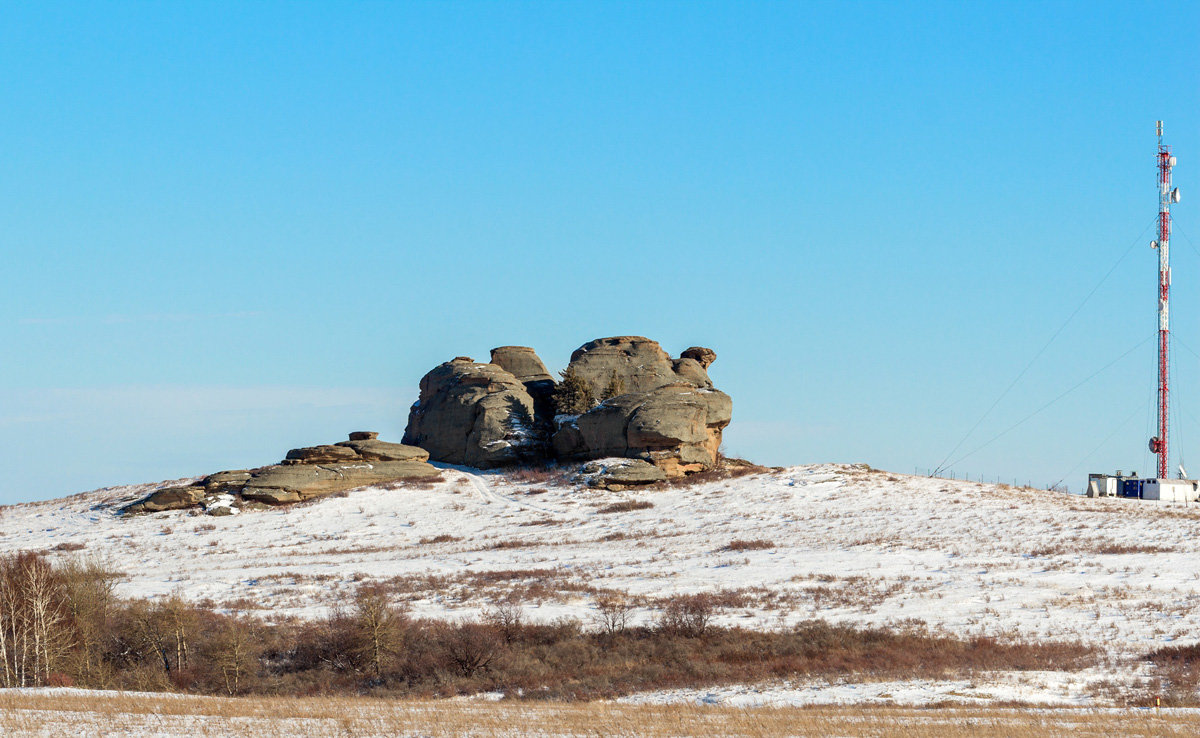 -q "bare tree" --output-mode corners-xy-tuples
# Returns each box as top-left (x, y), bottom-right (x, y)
(657, 593), (716, 638)
(482, 599), (524, 644)
(351, 584), (405, 678)
(593, 595), (635, 637)
(58, 556), (119, 684)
